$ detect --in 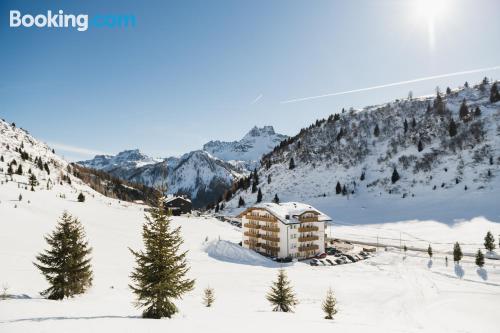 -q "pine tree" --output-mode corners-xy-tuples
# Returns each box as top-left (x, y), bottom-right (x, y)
(391, 168), (400, 184)
(29, 174), (38, 189)
(267, 174), (271, 184)
(251, 181), (257, 193)
(474, 106), (481, 117)
(427, 244), (433, 258)
(411, 117), (416, 128)
(129, 197), (195, 319)
(341, 185), (347, 196)
(16, 164), (23, 175)
(475, 249), (485, 268)
(0, 155), (3, 162)
(77, 192), (85, 202)
(446, 87), (452, 95)
(403, 244), (408, 253)
(453, 242), (463, 264)
(335, 181), (342, 195)
(417, 140), (423, 152)
(484, 231), (496, 252)
(403, 119), (408, 134)
(459, 99), (469, 121)
(266, 269), (298, 312)
(490, 82), (499, 103)
(448, 118), (457, 137)
(238, 196), (245, 208)
(18, 194), (22, 201)
(256, 188), (263, 203)
(360, 171), (365, 181)
(203, 287), (215, 307)
(322, 287), (337, 320)
(214, 203), (219, 213)
(373, 124), (380, 137)
(34, 212), (93, 300)
(273, 194), (280, 204)
(289, 157), (295, 170)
